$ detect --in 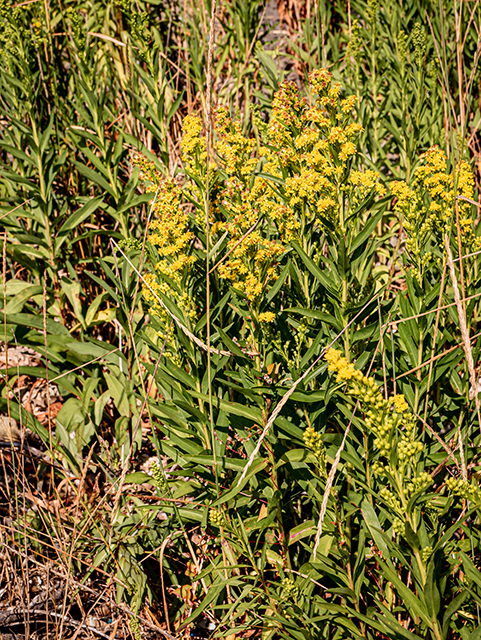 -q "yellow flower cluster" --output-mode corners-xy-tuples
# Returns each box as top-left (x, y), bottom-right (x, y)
(139, 175), (196, 360)
(215, 107), (257, 178)
(213, 178), (287, 302)
(258, 311), (276, 323)
(206, 69), (386, 307)
(181, 114), (207, 172)
(392, 394), (409, 413)
(138, 69), (386, 338)
(392, 145), (477, 281)
(325, 348), (444, 538)
(132, 153), (162, 186)
(262, 69), (384, 235)
(349, 169), (386, 208)
(210, 110), (292, 303)
(149, 178), (195, 262)
(445, 476), (480, 503)
(303, 425), (327, 477)
(325, 348), (420, 462)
